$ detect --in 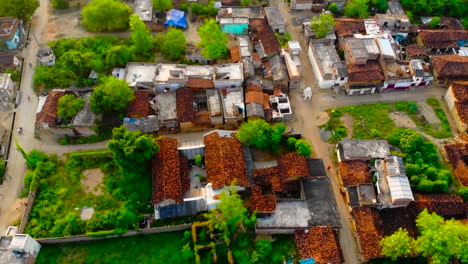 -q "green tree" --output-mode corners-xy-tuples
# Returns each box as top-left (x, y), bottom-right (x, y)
(81, 0), (132, 32)
(344, 0), (369, 18)
(287, 137), (297, 150)
(194, 154), (202, 166)
(57, 94), (85, 120)
(380, 228), (415, 260)
(0, 0), (39, 22)
(328, 3), (338, 13)
(295, 139), (312, 156)
(105, 45), (135, 69)
(310, 13), (335, 39)
(275, 32), (292, 47)
(161, 28), (187, 61)
(415, 209), (468, 264)
(241, 0), (251, 6)
(429, 16), (441, 29)
(152, 0), (172, 12)
(251, 240), (272, 263)
(198, 19), (229, 61)
(371, 0), (388, 13)
(89, 76), (135, 114)
(236, 120), (286, 151)
(130, 15), (154, 56)
(51, 0), (69, 9)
